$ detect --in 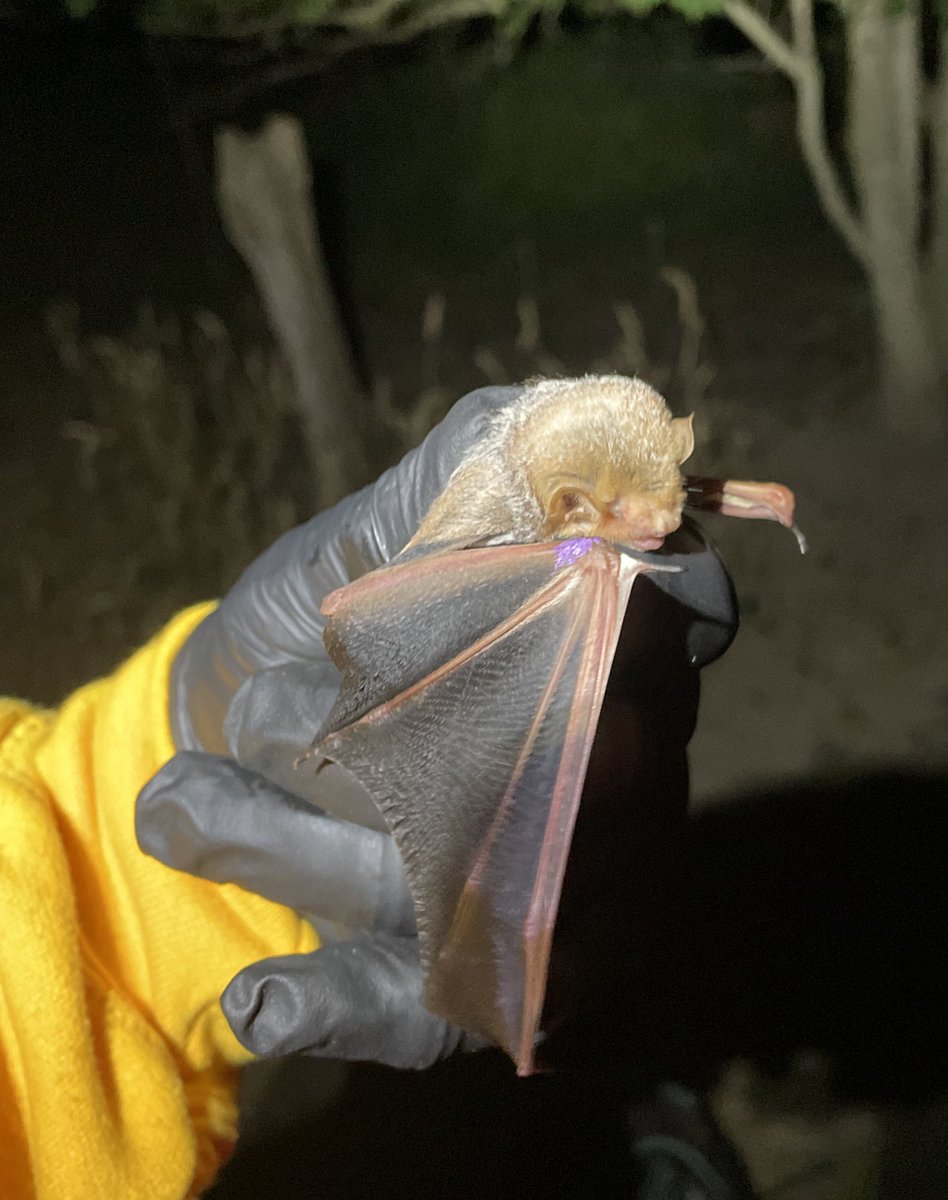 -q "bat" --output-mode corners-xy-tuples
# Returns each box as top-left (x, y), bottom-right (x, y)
(305, 376), (802, 1074)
